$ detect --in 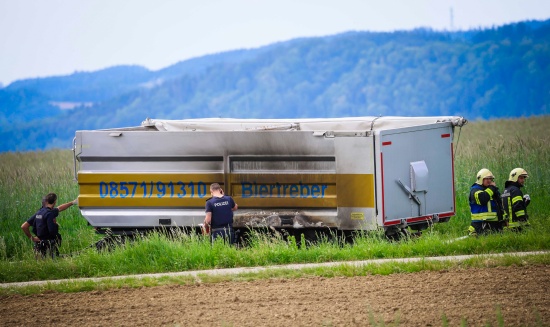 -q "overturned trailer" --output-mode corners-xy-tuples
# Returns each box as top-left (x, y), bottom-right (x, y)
(73, 116), (467, 239)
